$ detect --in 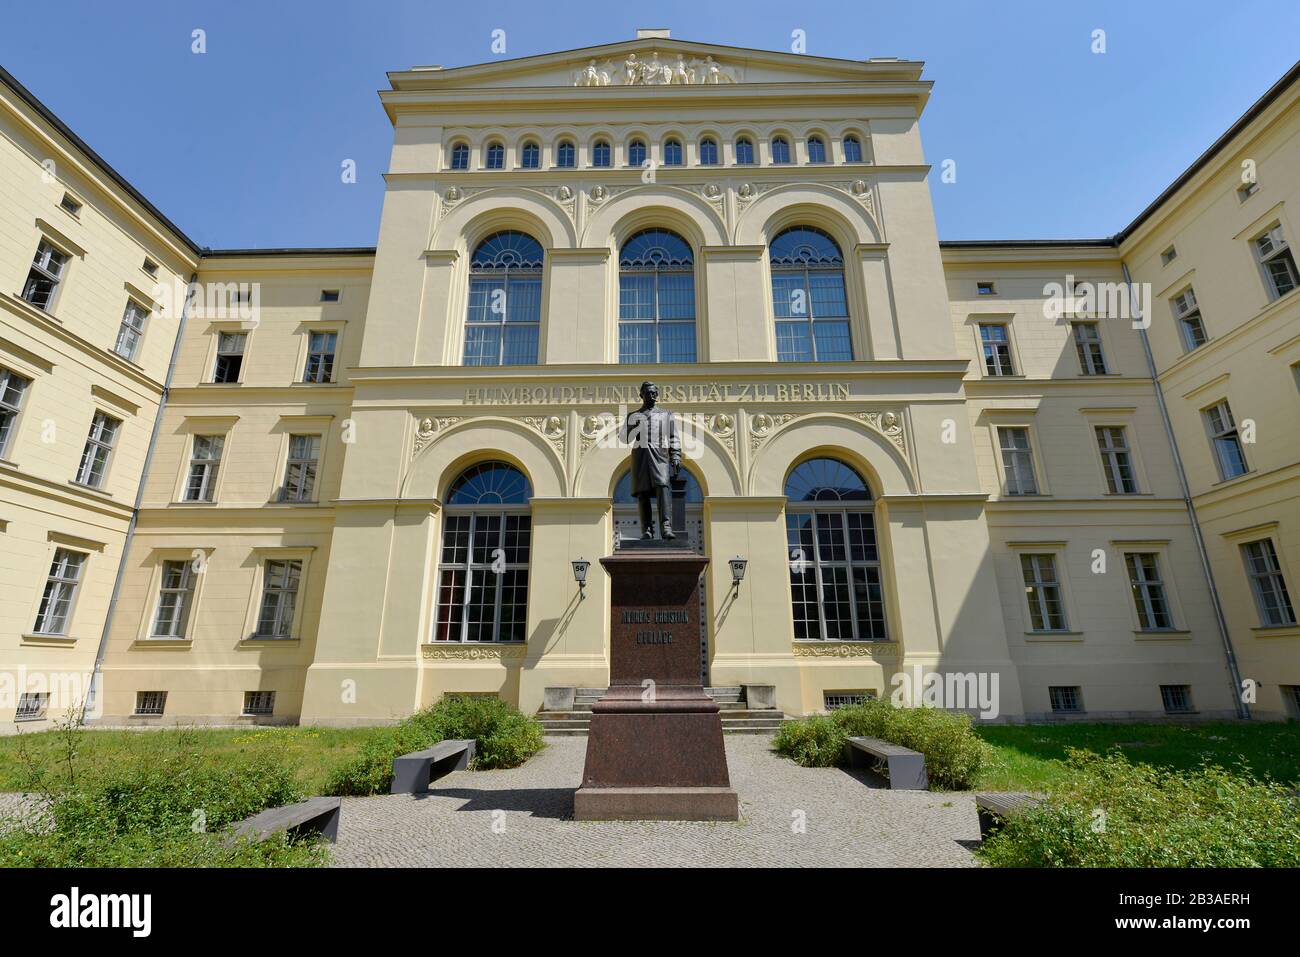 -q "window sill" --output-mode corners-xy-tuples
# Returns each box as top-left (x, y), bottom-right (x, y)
(1251, 625), (1300, 639)
(22, 633), (78, 646)
(8, 292), (61, 323)
(1210, 470), (1257, 490)
(1134, 629), (1191, 640)
(68, 479), (113, 499)
(240, 636), (300, 647)
(1024, 631), (1084, 641)
(132, 638), (193, 649)
(197, 381), (245, 387)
